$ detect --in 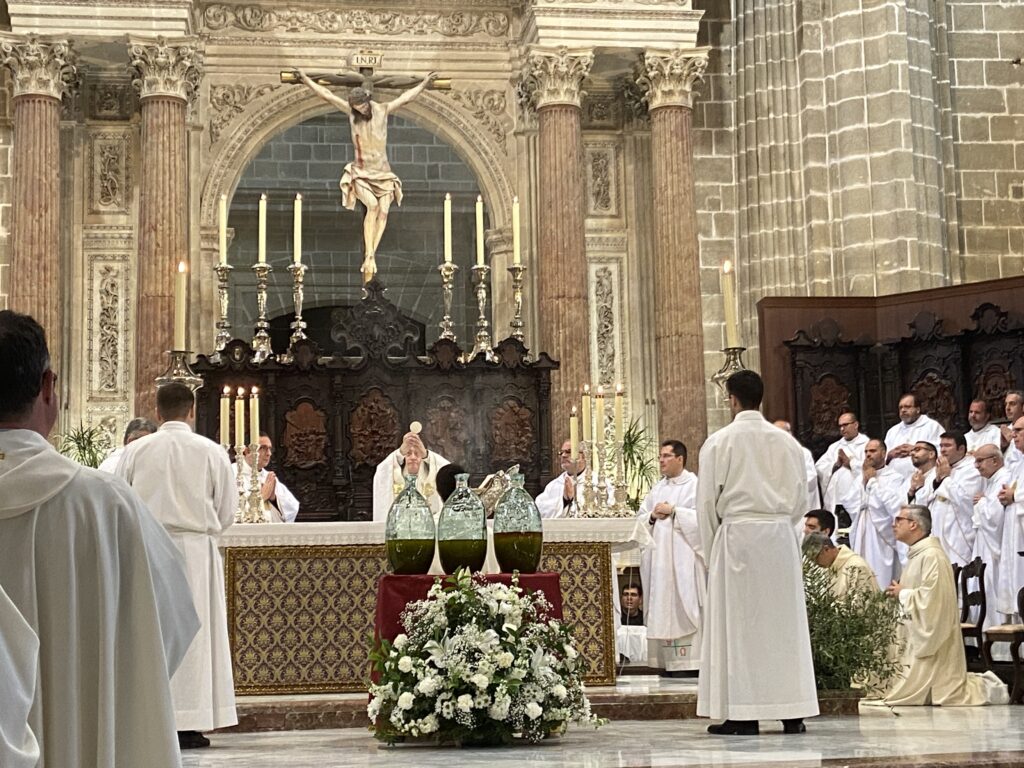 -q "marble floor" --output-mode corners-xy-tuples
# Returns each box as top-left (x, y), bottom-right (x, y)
(183, 706), (1024, 767)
